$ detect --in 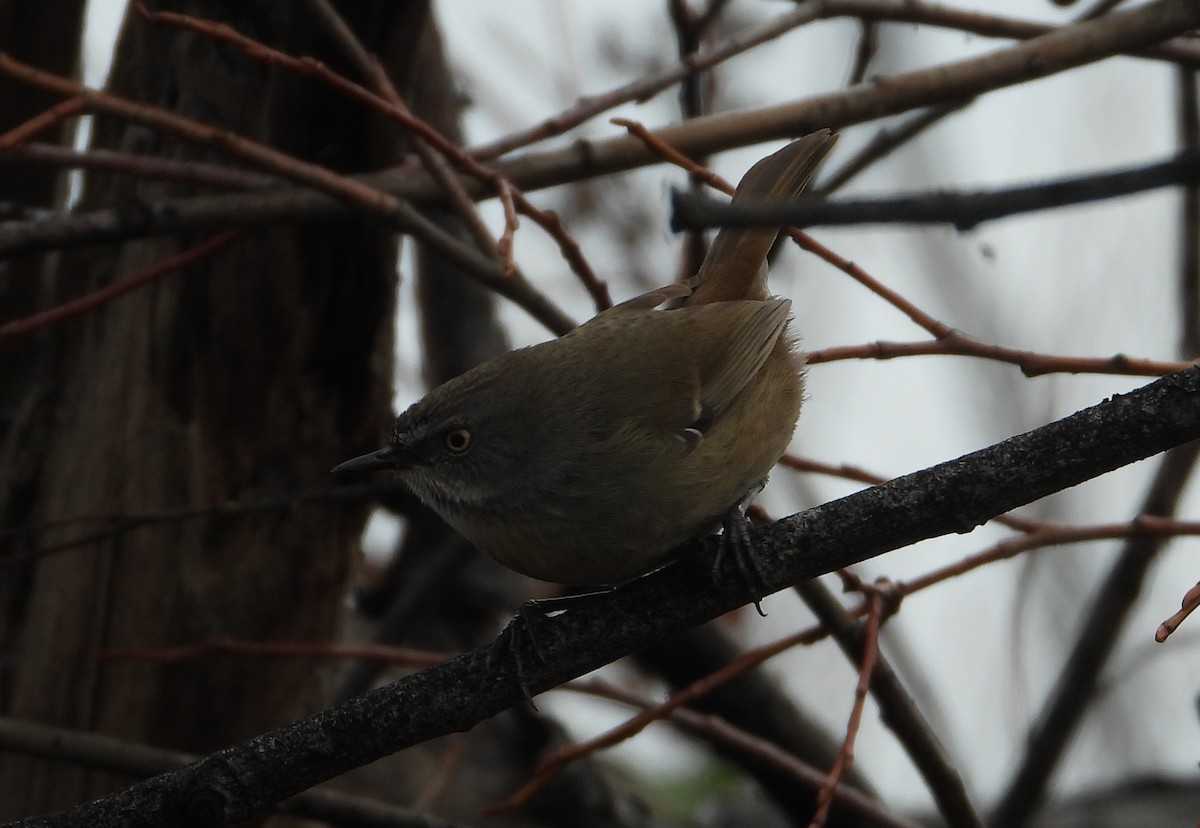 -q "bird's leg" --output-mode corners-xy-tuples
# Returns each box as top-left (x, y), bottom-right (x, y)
(714, 481), (769, 617)
(495, 586), (618, 704)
